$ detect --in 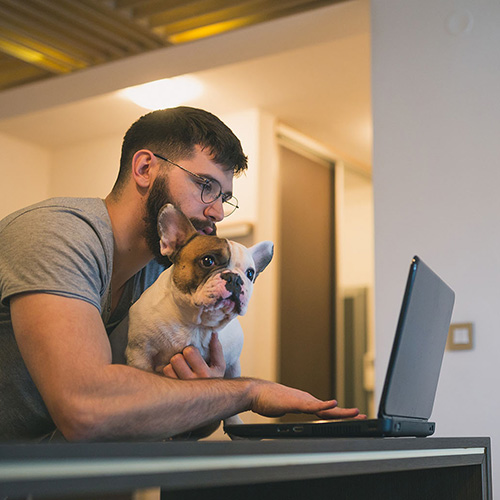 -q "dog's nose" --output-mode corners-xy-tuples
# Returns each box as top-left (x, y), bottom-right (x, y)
(221, 272), (244, 295)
